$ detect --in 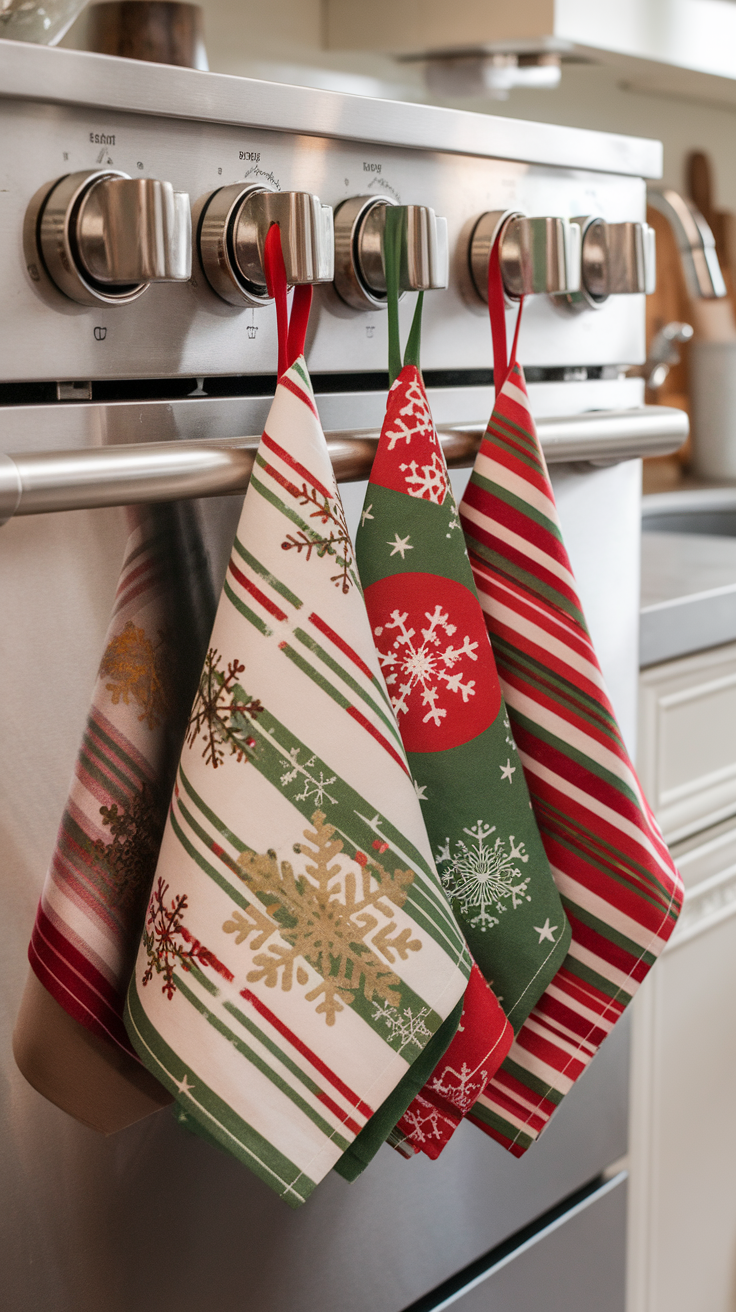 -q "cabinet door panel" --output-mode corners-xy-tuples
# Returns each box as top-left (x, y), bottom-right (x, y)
(639, 644), (736, 843)
(629, 908), (736, 1312)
